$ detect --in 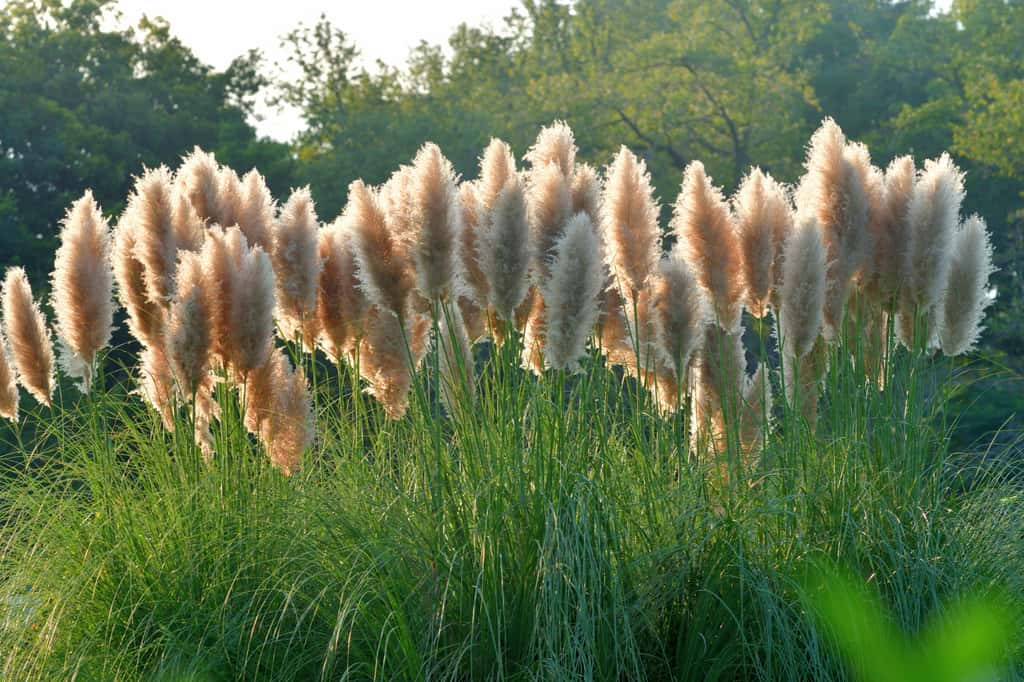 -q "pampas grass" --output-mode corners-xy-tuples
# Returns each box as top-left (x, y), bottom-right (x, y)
(348, 180), (416, 320)
(571, 162), (601, 223)
(480, 174), (531, 323)
(939, 215), (995, 356)
(125, 166), (179, 306)
(0, 334), (17, 421)
(51, 191), (115, 392)
(779, 217), (828, 360)
(228, 241), (276, 375)
(1, 268), (55, 406)
(525, 120), (575, 178)
(177, 147), (222, 225)
(237, 169), (276, 251)
(601, 146), (661, 301)
(734, 168), (792, 318)
(672, 161), (744, 332)
(166, 252), (212, 395)
(541, 213), (604, 372)
(272, 187), (321, 343)
(408, 143), (462, 302)
(316, 221), (368, 364)
(650, 257), (706, 381)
